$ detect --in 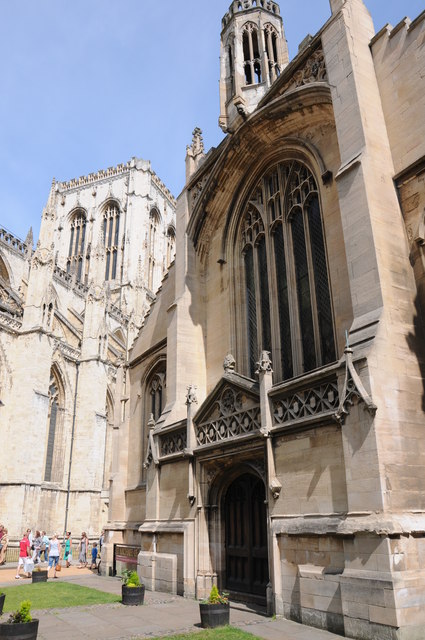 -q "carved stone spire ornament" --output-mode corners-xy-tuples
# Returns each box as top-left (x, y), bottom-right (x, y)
(24, 227), (33, 250)
(188, 127), (204, 158)
(333, 342), (377, 425)
(186, 384), (198, 405)
(255, 351), (273, 375)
